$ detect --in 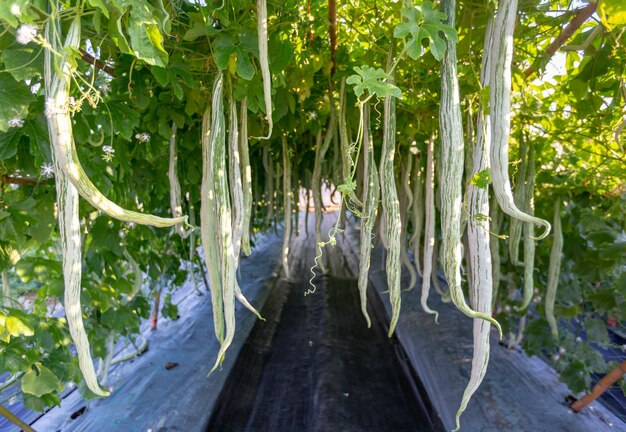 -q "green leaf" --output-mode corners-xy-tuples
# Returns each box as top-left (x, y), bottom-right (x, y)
(5, 315), (34, 337)
(236, 48), (255, 80)
(470, 168), (492, 189)
(1, 46), (43, 81)
(347, 66), (402, 100)
(127, 0), (169, 67)
(0, 72), (35, 132)
(22, 364), (64, 397)
(584, 318), (610, 347)
(0, 127), (22, 160)
(560, 358), (589, 393)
